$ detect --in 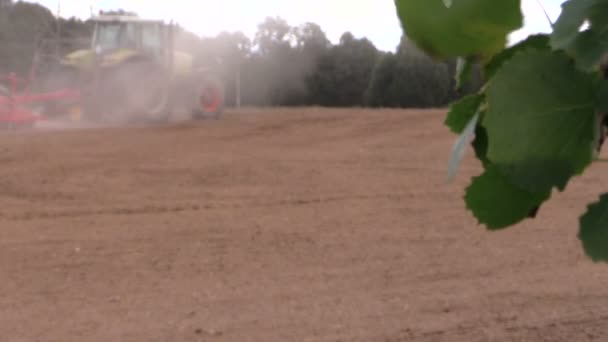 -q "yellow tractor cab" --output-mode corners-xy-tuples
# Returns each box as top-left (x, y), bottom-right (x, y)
(40, 11), (225, 123)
